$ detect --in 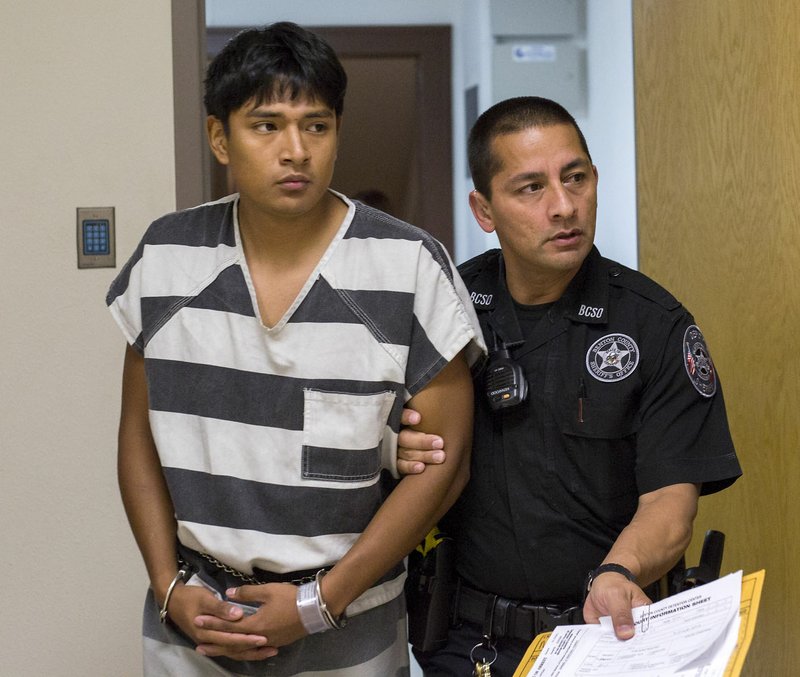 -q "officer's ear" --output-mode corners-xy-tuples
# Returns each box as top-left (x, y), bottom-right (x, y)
(469, 189), (495, 234)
